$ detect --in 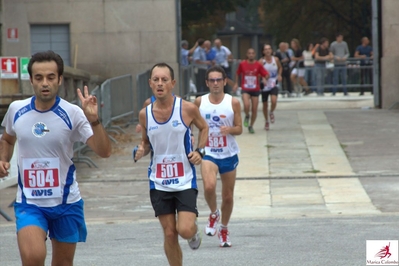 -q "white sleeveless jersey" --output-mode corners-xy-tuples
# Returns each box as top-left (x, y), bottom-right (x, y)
(146, 97), (197, 192)
(1, 96), (93, 207)
(199, 94), (239, 159)
(262, 57), (279, 91)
